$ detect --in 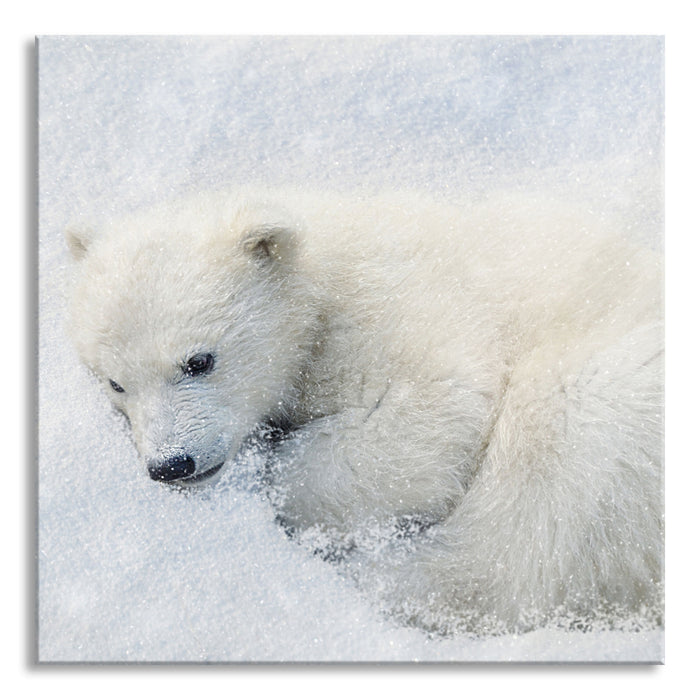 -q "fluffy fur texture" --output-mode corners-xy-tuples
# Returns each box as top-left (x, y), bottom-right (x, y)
(66, 189), (664, 632)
